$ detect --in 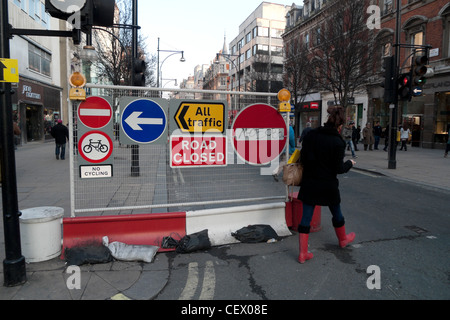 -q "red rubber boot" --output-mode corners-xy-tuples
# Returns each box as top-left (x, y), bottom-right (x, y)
(334, 226), (355, 248)
(298, 233), (313, 264)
